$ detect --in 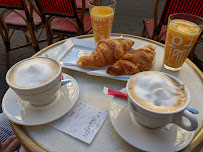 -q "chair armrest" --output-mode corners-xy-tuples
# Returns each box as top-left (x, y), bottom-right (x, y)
(78, 0), (86, 34)
(27, 0), (43, 19)
(152, 0), (160, 40)
(48, 16), (80, 35)
(158, 29), (167, 42)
